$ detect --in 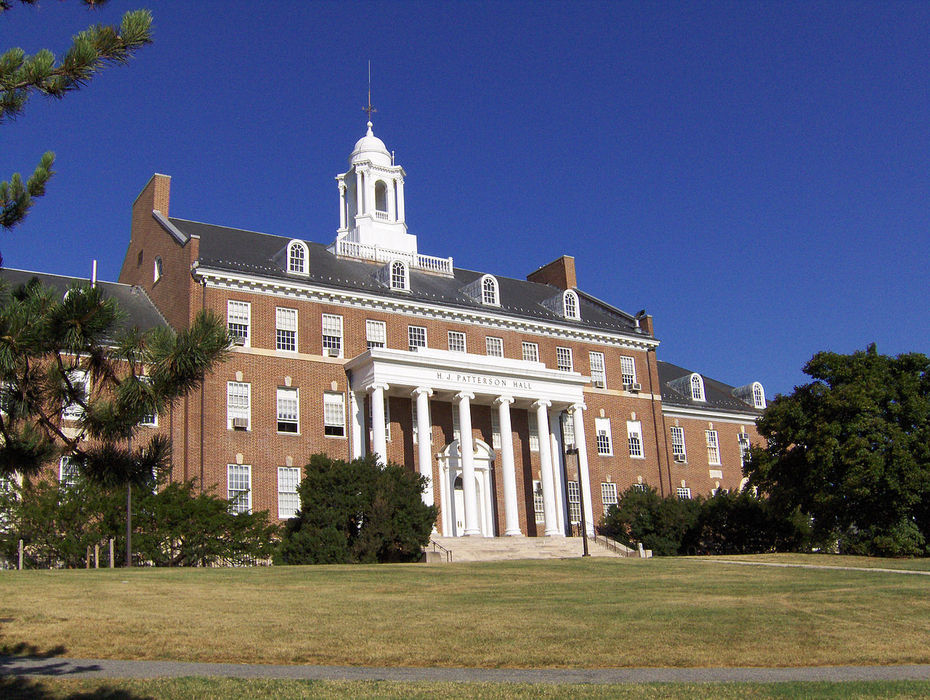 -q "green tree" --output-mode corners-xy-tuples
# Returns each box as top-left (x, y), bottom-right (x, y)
(276, 453), (437, 565)
(0, 277), (230, 564)
(598, 485), (701, 556)
(1, 1), (152, 231)
(745, 344), (930, 556)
